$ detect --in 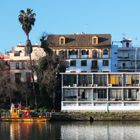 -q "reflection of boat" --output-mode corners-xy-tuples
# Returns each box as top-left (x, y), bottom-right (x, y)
(0, 117), (50, 122)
